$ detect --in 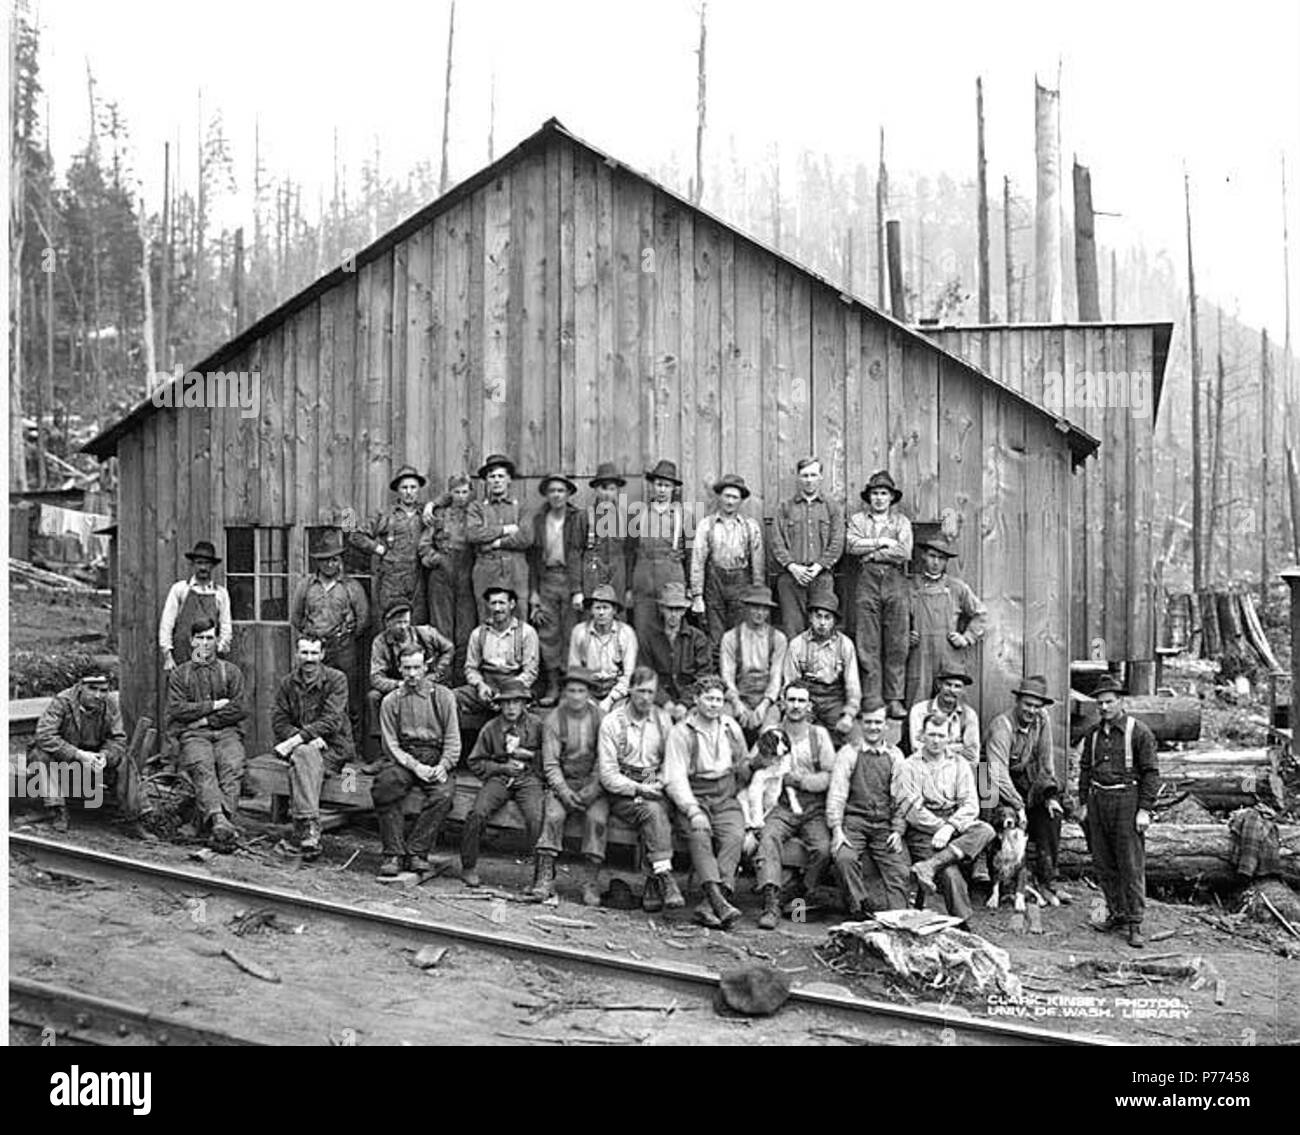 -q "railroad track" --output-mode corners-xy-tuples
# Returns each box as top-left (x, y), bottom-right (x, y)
(11, 832), (1116, 1046)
